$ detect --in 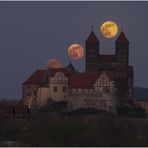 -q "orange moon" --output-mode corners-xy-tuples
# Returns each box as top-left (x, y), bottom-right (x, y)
(101, 21), (118, 38)
(68, 44), (84, 60)
(46, 59), (62, 69)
